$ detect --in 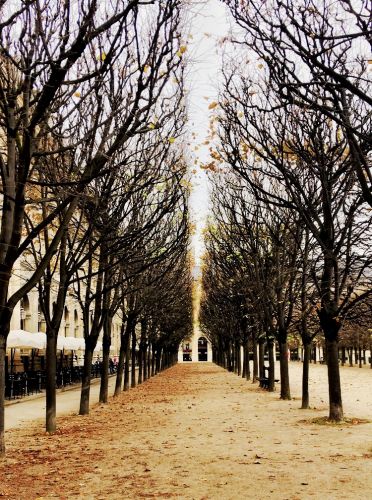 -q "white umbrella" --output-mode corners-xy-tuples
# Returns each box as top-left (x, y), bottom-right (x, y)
(56, 335), (65, 350)
(8, 330), (46, 349)
(33, 332), (66, 350)
(60, 336), (85, 350)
